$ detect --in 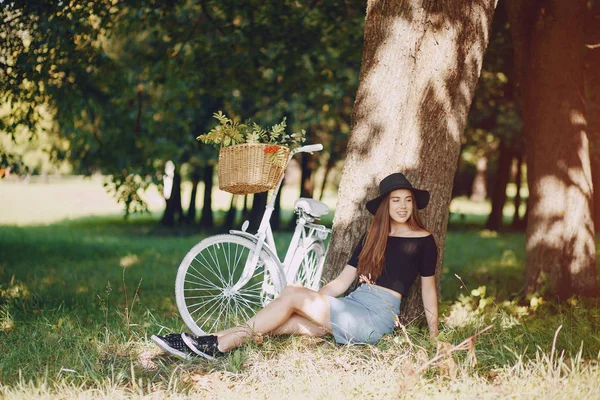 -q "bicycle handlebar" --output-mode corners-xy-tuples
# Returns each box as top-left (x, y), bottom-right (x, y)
(293, 144), (323, 154)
